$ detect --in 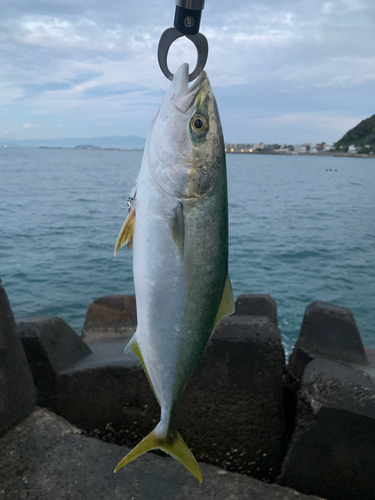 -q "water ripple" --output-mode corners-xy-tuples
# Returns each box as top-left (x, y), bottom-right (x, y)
(1, 148), (374, 354)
